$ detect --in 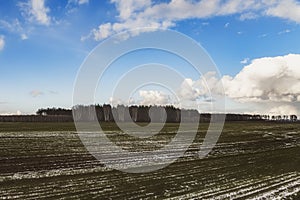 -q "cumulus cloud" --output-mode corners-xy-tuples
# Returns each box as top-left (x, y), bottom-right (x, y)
(109, 90), (172, 106)
(19, 0), (51, 25)
(92, 23), (114, 41)
(177, 72), (222, 102)
(0, 35), (5, 51)
(222, 54), (300, 103)
(30, 90), (44, 97)
(265, 0), (300, 23)
(139, 90), (171, 106)
(85, 0), (300, 41)
(107, 54), (300, 116)
(175, 54), (300, 115)
(109, 97), (124, 107)
(178, 78), (202, 101)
